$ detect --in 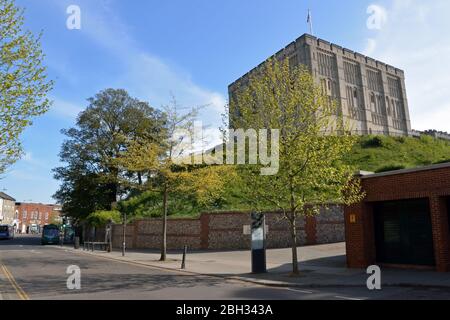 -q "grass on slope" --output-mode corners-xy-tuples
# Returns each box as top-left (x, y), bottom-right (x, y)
(344, 135), (450, 173)
(121, 134), (450, 218)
